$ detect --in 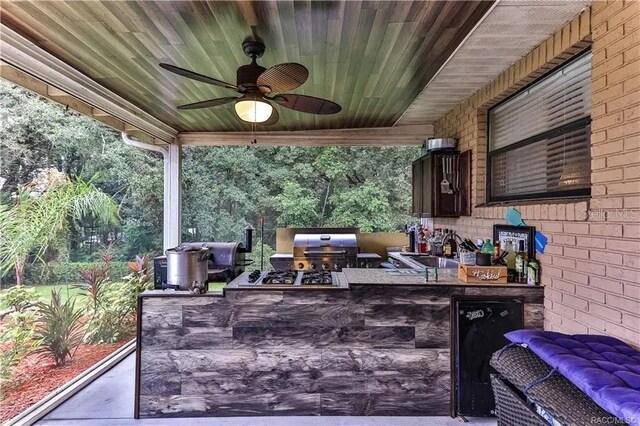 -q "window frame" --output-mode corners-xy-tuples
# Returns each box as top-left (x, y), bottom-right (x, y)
(486, 50), (592, 203)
